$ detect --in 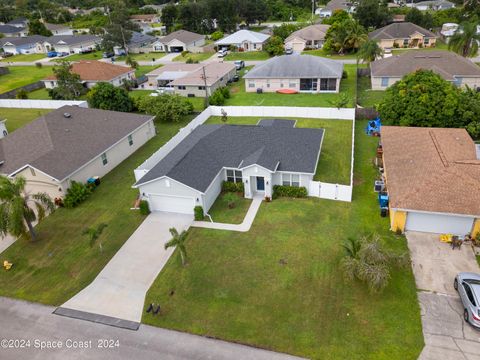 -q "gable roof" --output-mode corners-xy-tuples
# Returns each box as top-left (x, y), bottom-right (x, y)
(6, 17), (27, 26)
(45, 60), (134, 82)
(244, 54), (343, 79)
(134, 122), (324, 191)
(0, 35), (47, 47)
(159, 30), (204, 45)
(0, 24), (25, 34)
(45, 23), (71, 31)
(323, 0), (353, 11)
(130, 14), (158, 21)
(369, 22), (436, 40)
(0, 106), (153, 181)
(381, 126), (480, 216)
(215, 30), (270, 46)
(128, 31), (157, 47)
(45, 35), (100, 46)
(285, 24), (330, 43)
(371, 50), (480, 80)
(169, 62), (236, 86)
